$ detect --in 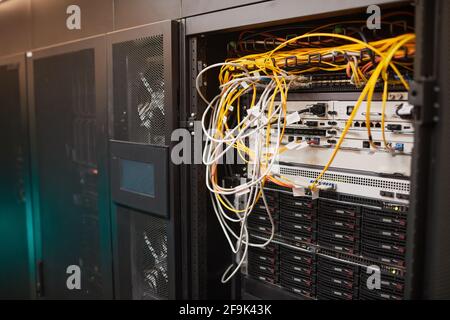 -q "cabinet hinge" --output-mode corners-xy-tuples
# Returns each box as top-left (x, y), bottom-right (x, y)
(409, 78), (439, 125)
